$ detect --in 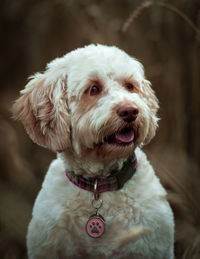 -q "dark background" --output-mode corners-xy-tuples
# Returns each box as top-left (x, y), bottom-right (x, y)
(0, 0), (200, 258)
